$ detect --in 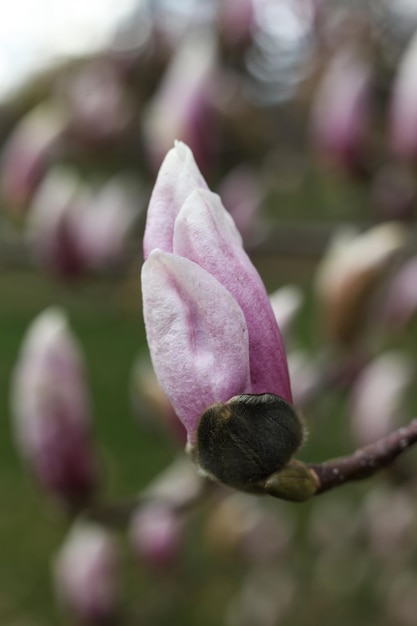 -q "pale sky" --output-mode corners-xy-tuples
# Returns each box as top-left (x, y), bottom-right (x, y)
(0, 0), (138, 101)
